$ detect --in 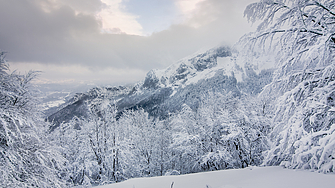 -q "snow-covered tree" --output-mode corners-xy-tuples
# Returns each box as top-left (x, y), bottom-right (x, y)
(242, 0), (334, 76)
(198, 92), (270, 170)
(169, 92), (270, 173)
(240, 0), (335, 172)
(124, 109), (163, 176)
(262, 66), (335, 173)
(0, 51), (66, 187)
(0, 51), (39, 114)
(50, 94), (127, 186)
(48, 117), (92, 186)
(169, 104), (202, 174)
